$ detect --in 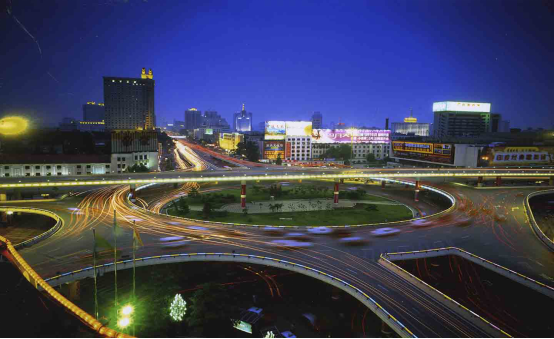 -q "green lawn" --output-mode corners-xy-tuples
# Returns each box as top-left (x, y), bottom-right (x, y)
(169, 203), (413, 226)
